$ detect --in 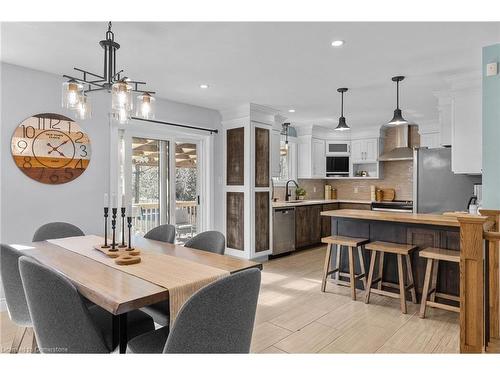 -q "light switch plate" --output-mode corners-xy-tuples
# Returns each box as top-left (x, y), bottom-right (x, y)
(486, 62), (498, 76)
